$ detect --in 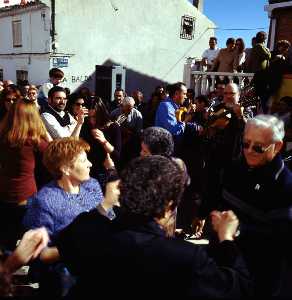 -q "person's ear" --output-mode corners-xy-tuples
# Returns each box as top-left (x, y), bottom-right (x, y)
(274, 141), (283, 154)
(60, 165), (70, 176)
